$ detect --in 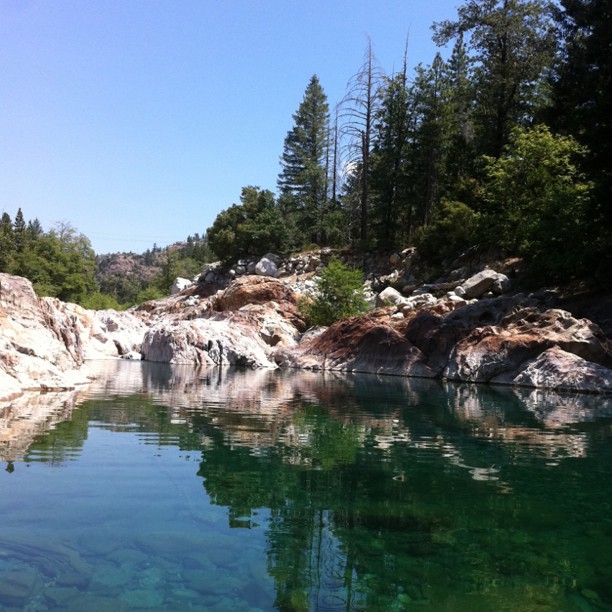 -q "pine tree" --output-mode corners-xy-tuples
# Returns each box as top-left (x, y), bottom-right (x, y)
(369, 57), (413, 249)
(13, 208), (27, 252)
(551, 0), (612, 280)
(0, 212), (14, 272)
(433, 0), (557, 157)
(278, 75), (330, 245)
